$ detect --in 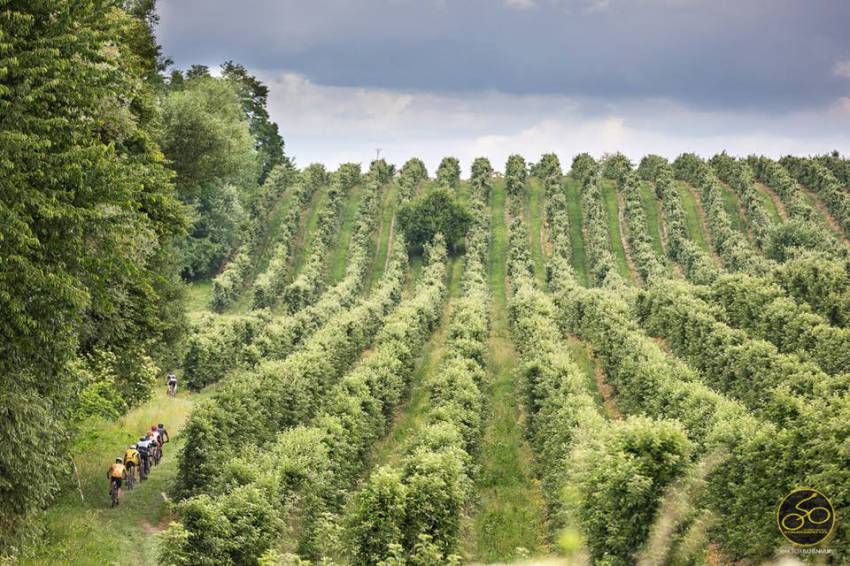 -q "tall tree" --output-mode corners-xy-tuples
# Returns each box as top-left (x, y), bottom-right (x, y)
(221, 60), (286, 184)
(160, 73), (259, 278)
(0, 0), (187, 545)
